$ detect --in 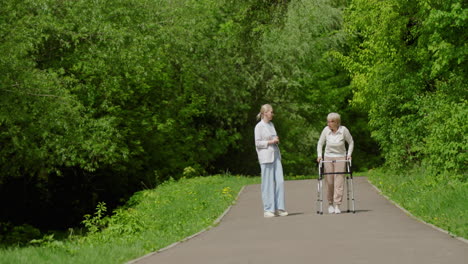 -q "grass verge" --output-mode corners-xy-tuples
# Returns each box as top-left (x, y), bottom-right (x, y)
(0, 175), (260, 264)
(367, 168), (467, 239)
